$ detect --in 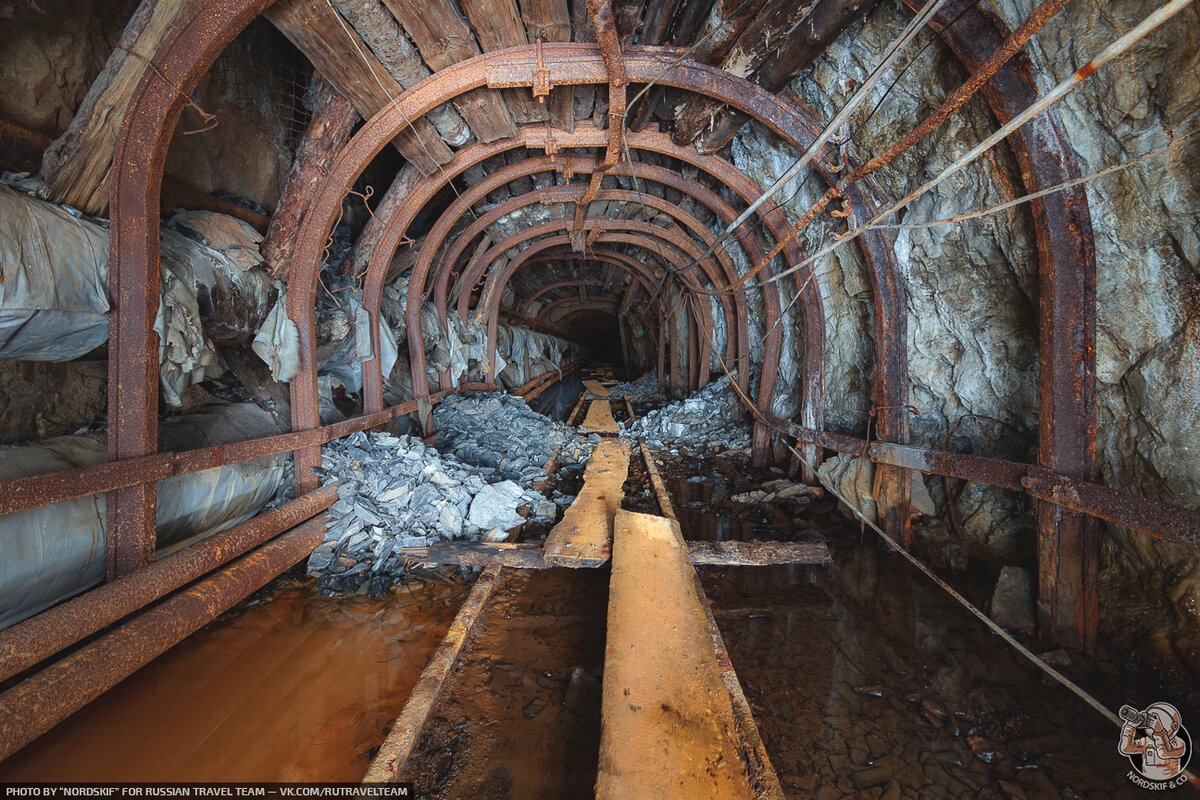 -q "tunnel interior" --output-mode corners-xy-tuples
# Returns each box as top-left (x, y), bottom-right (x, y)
(0, 0), (1198, 792)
